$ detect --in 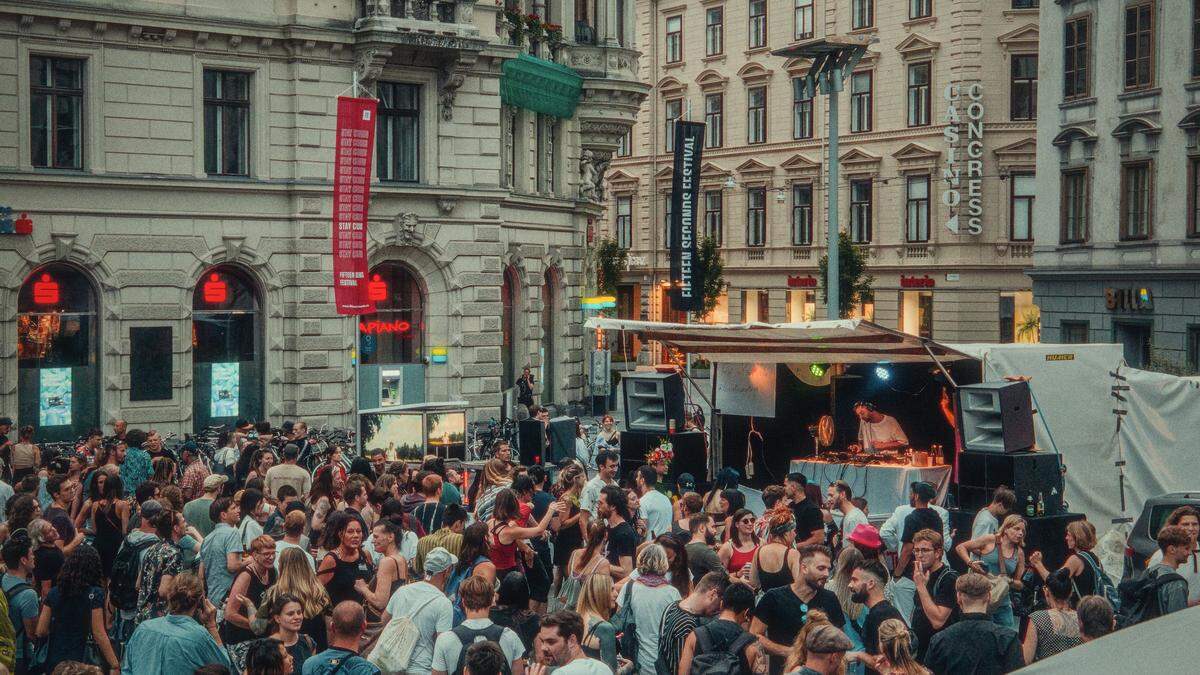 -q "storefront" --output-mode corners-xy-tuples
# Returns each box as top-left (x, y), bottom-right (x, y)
(192, 265), (264, 430)
(16, 264), (100, 441)
(358, 262), (427, 407)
